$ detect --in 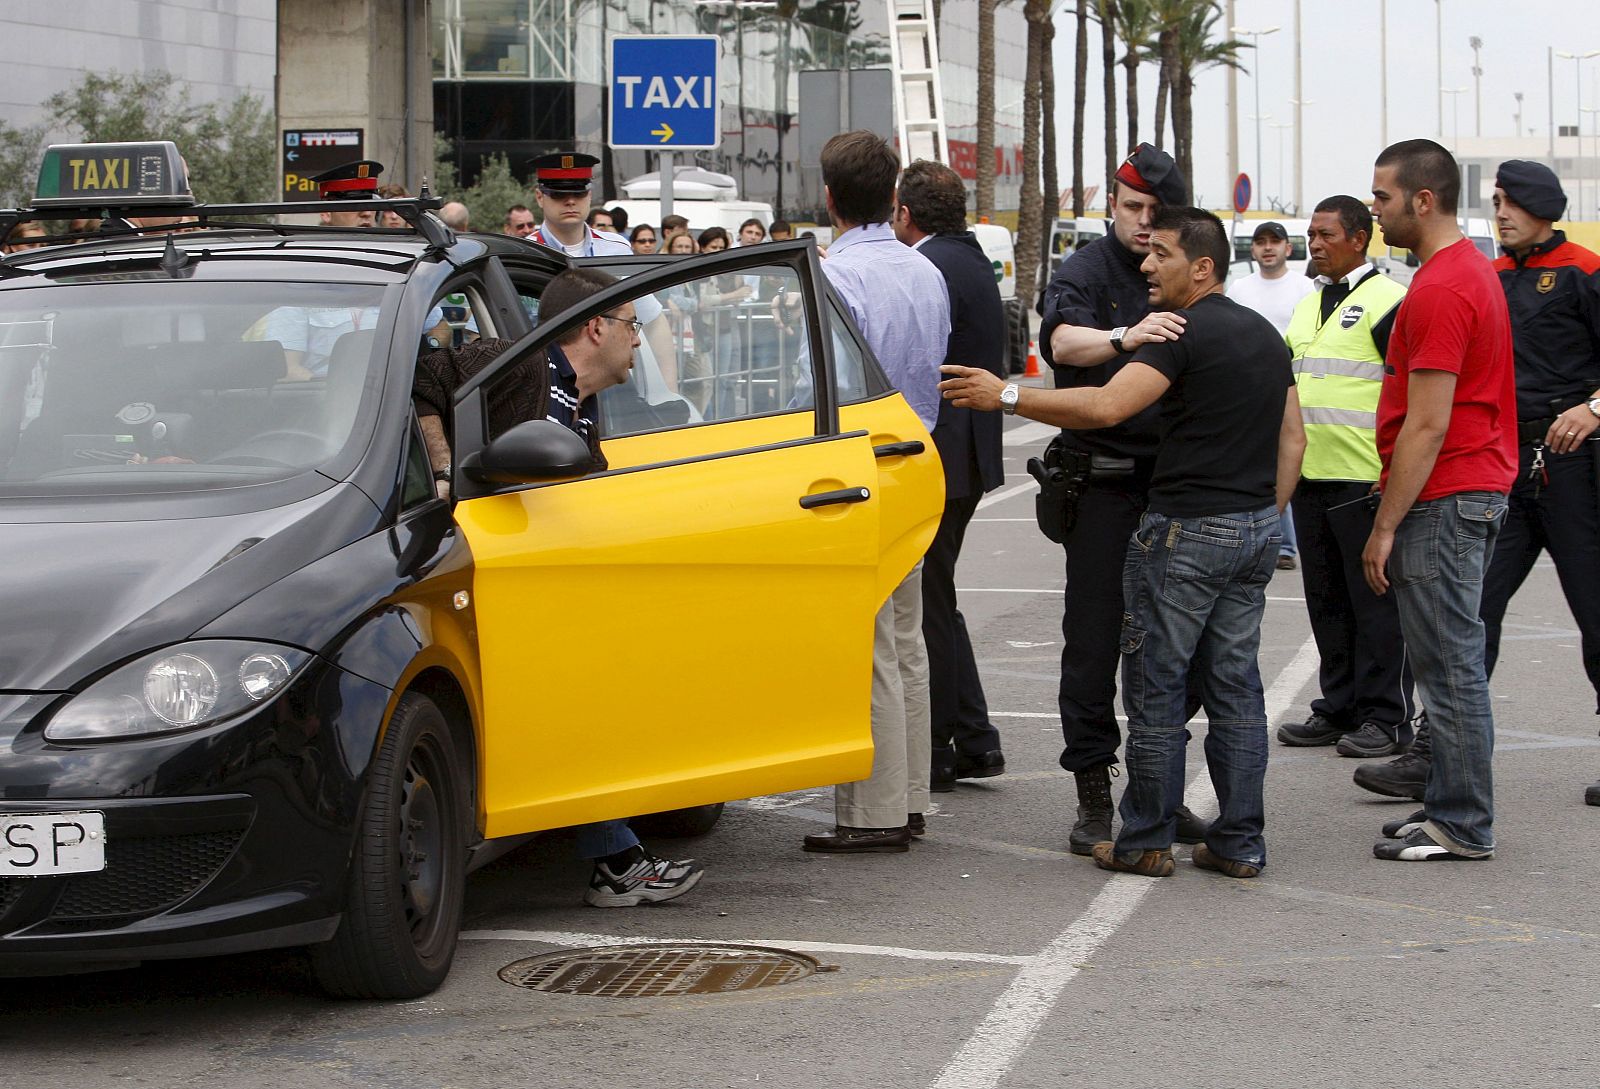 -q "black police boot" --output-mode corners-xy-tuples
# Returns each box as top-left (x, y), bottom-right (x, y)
(1586, 781), (1600, 807)
(1069, 764), (1116, 856)
(1354, 713), (1430, 801)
